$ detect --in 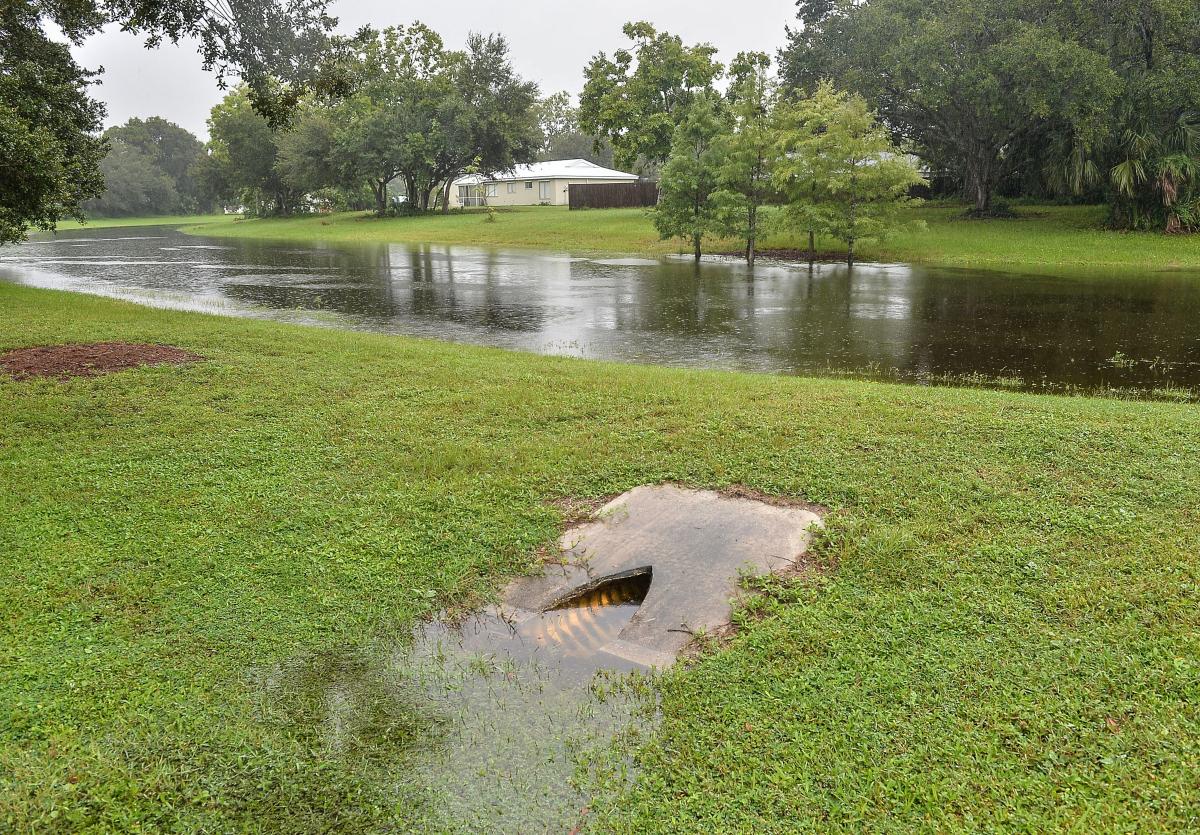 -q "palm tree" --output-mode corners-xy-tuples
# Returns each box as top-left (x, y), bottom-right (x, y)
(1109, 110), (1200, 232)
